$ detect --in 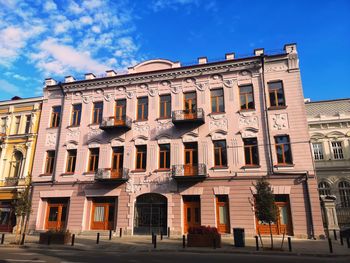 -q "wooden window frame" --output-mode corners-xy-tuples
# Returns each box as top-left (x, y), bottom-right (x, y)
(158, 144), (170, 170)
(243, 138), (259, 166)
(213, 140), (227, 168)
(312, 143), (324, 160)
(210, 89), (225, 114)
(45, 151), (55, 175)
(159, 94), (171, 119)
(92, 101), (103, 125)
(24, 115), (31, 134)
(51, 106), (61, 128)
(70, 104), (82, 127)
(137, 97), (148, 121)
(14, 116), (21, 134)
(66, 149), (77, 173)
(88, 148), (99, 172)
(135, 145), (147, 171)
(239, 85), (255, 110)
(268, 81), (286, 108)
(275, 135), (293, 165)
